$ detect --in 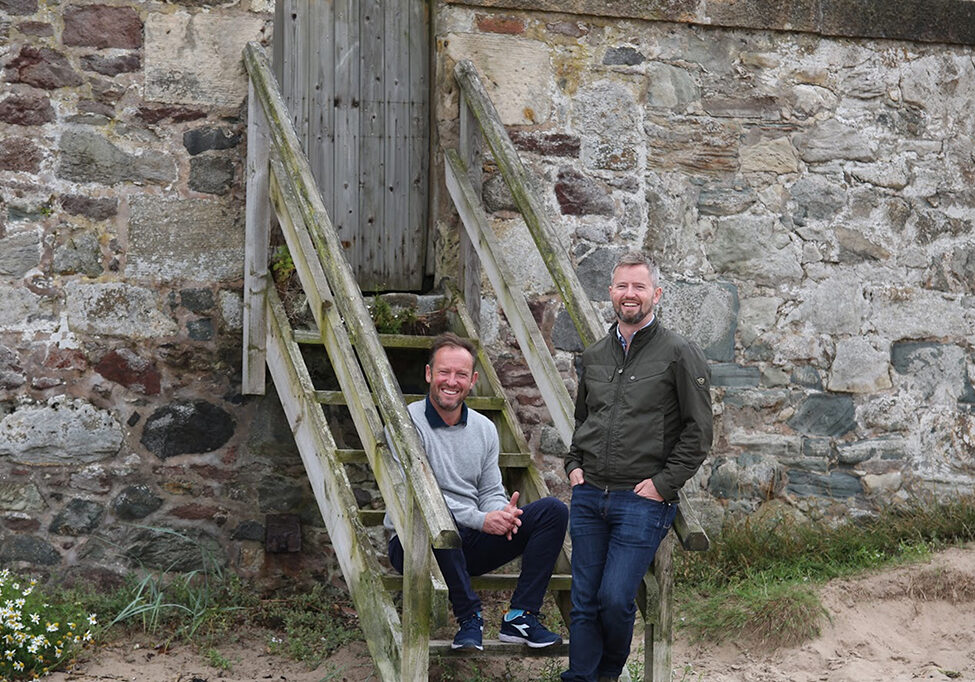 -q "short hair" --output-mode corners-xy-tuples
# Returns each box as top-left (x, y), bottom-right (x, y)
(428, 332), (476, 366)
(612, 251), (660, 285)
